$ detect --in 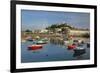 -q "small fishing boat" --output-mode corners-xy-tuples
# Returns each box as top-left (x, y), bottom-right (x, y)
(41, 38), (48, 43)
(36, 40), (47, 44)
(36, 38), (48, 44)
(28, 45), (43, 50)
(25, 36), (33, 41)
(67, 44), (76, 50)
(73, 45), (86, 57)
(27, 39), (33, 41)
